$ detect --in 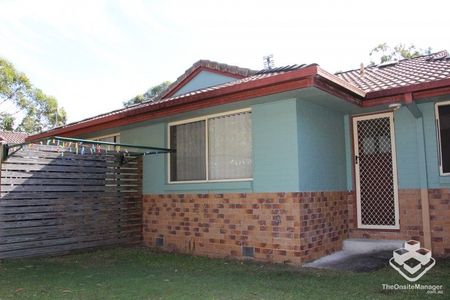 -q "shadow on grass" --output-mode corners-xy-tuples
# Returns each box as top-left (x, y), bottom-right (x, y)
(0, 246), (448, 300)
